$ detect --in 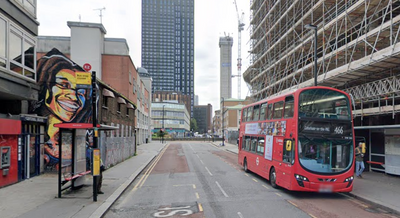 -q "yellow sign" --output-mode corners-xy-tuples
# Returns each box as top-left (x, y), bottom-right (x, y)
(93, 149), (100, 176)
(361, 142), (366, 153)
(76, 72), (91, 85)
(285, 140), (292, 151)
